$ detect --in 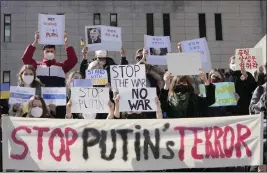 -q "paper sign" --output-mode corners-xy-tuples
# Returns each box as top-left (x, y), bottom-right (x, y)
(0, 83), (10, 99)
(119, 87), (157, 112)
(8, 86), (35, 105)
(85, 25), (122, 51)
(254, 35), (266, 65)
(199, 82), (237, 107)
(144, 35), (171, 65)
(235, 48), (263, 74)
(166, 53), (202, 75)
(2, 114), (263, 171)
(180, 37), (212, 72)
(86, 69), (108, 85)
(38, 14), (65, 45)
(71, 87), (109, 113)
(110, 65), (146, 89)
(72, 79), (92, 87)
(41, 87), (66, 106)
